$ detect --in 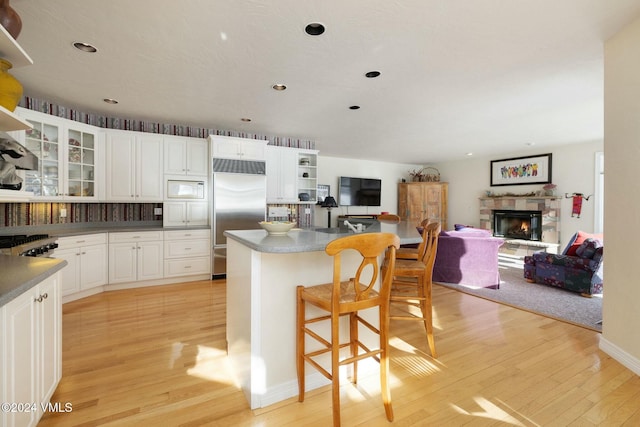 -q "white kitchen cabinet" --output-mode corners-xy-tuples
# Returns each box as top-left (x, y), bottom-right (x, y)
(14, 108), (104, 200)
(55, 234), (107, 296)
(209, 134), (267, 161)
(108, 231), (164, 283)
(163, 229), (211, 278)
(106, 130), (163, 201)
(265, 145), (298, 203)
(1, 272), (61, 427)
(163, 201), (209, 227)
(164, 136), (209, 176)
